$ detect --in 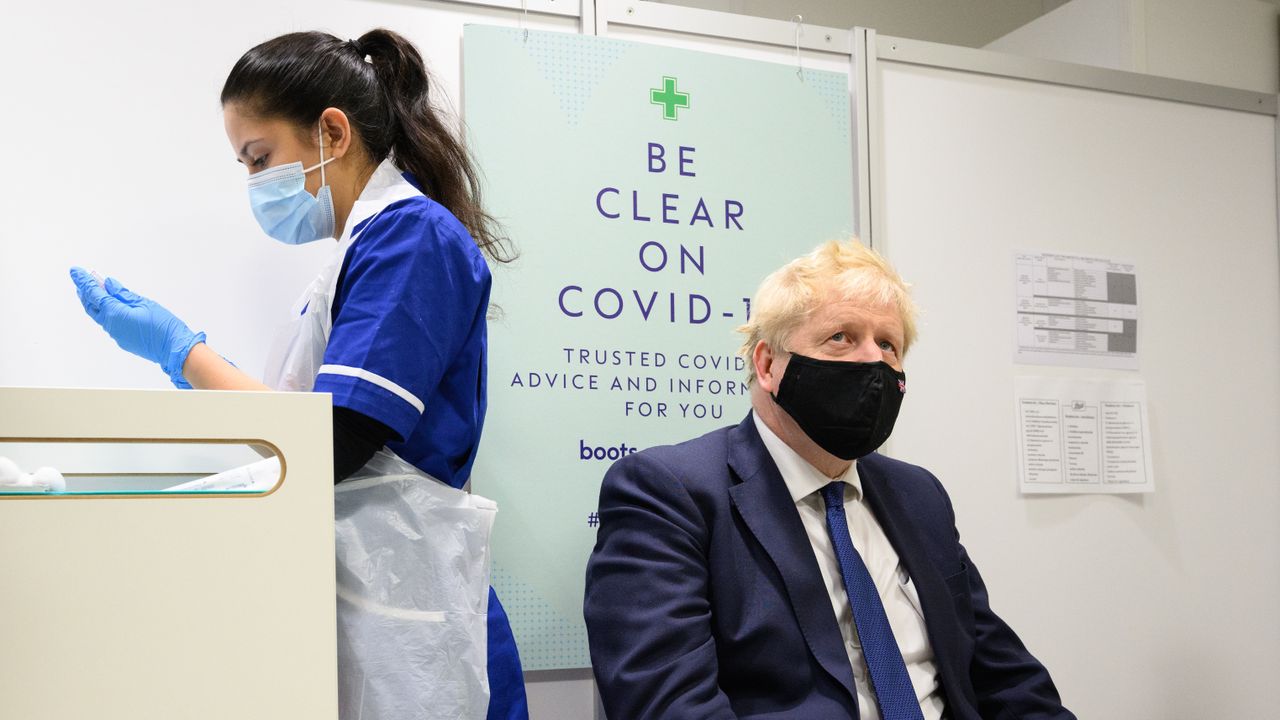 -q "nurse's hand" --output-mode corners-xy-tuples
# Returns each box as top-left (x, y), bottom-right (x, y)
(69, 267), (206, 388)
